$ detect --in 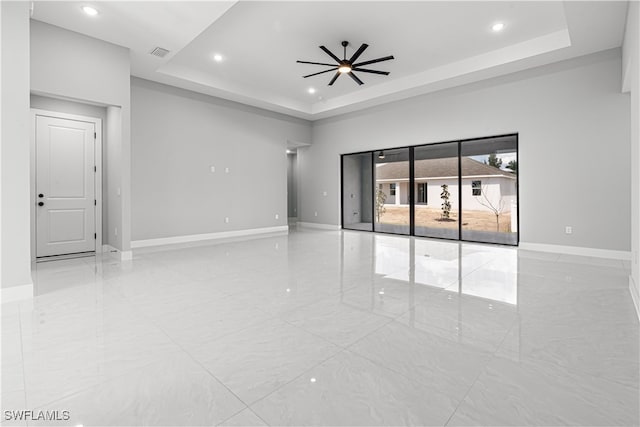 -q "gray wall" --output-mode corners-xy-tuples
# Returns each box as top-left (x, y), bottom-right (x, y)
(301, 49), (630, 252)
(623, 1), (639, 313)
(1, 2), (32, 289)
(130, 78), (311, 241)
